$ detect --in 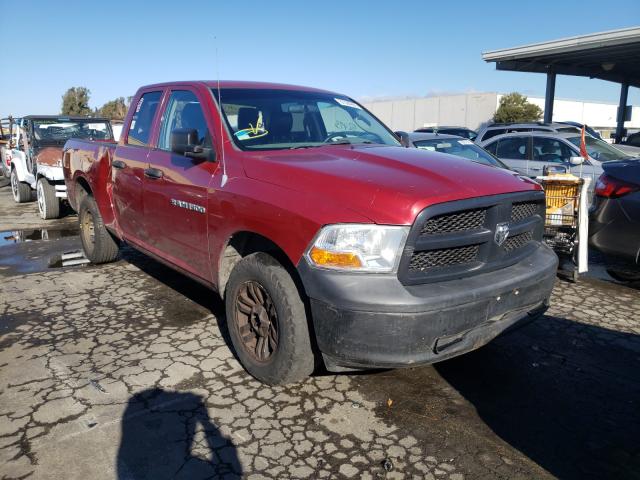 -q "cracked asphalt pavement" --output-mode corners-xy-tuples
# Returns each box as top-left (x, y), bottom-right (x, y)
(0, 186), (638, 479)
